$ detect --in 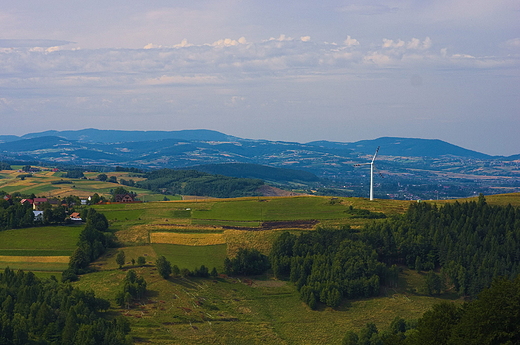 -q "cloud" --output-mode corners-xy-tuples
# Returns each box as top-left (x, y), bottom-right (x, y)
(503, 38), (520, 49)
(344, 36), (360, 47)
(0, 34), (515, 92)
(383, 37), (431, 50)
